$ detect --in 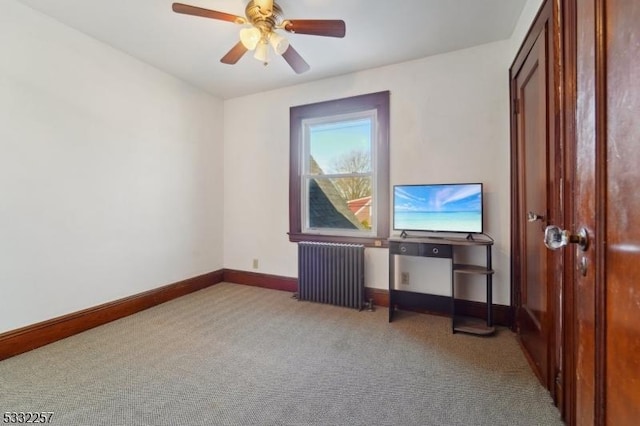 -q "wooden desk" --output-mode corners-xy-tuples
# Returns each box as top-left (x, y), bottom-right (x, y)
(388, 236), (495, 335)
